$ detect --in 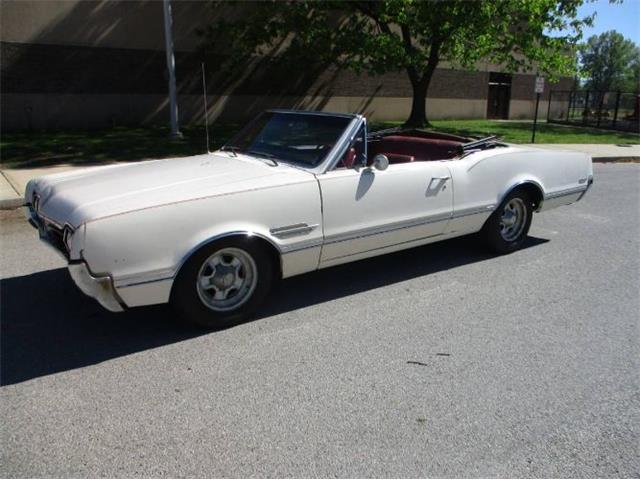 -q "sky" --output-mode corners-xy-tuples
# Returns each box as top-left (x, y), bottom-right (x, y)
(573, 0), (640, 43)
